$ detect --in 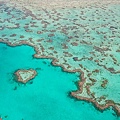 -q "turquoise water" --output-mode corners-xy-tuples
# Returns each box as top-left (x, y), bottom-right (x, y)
(0, 43), (119, 120)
